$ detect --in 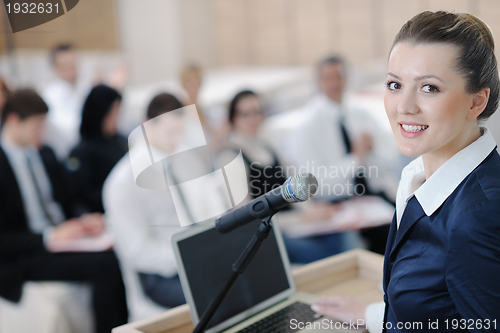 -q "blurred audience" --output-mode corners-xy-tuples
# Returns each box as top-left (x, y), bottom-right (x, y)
(292, 56), (373, 200)
(42, 43), (92, 161)
(180, 64), (230, 142)
(290, 55), (396, 254)
(66, 84), (128, 215)
(226, 89), (354, 263)
(0, 89), (127, 333)
(228, 90), (286, 198)
(104, 93), (225, 309)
